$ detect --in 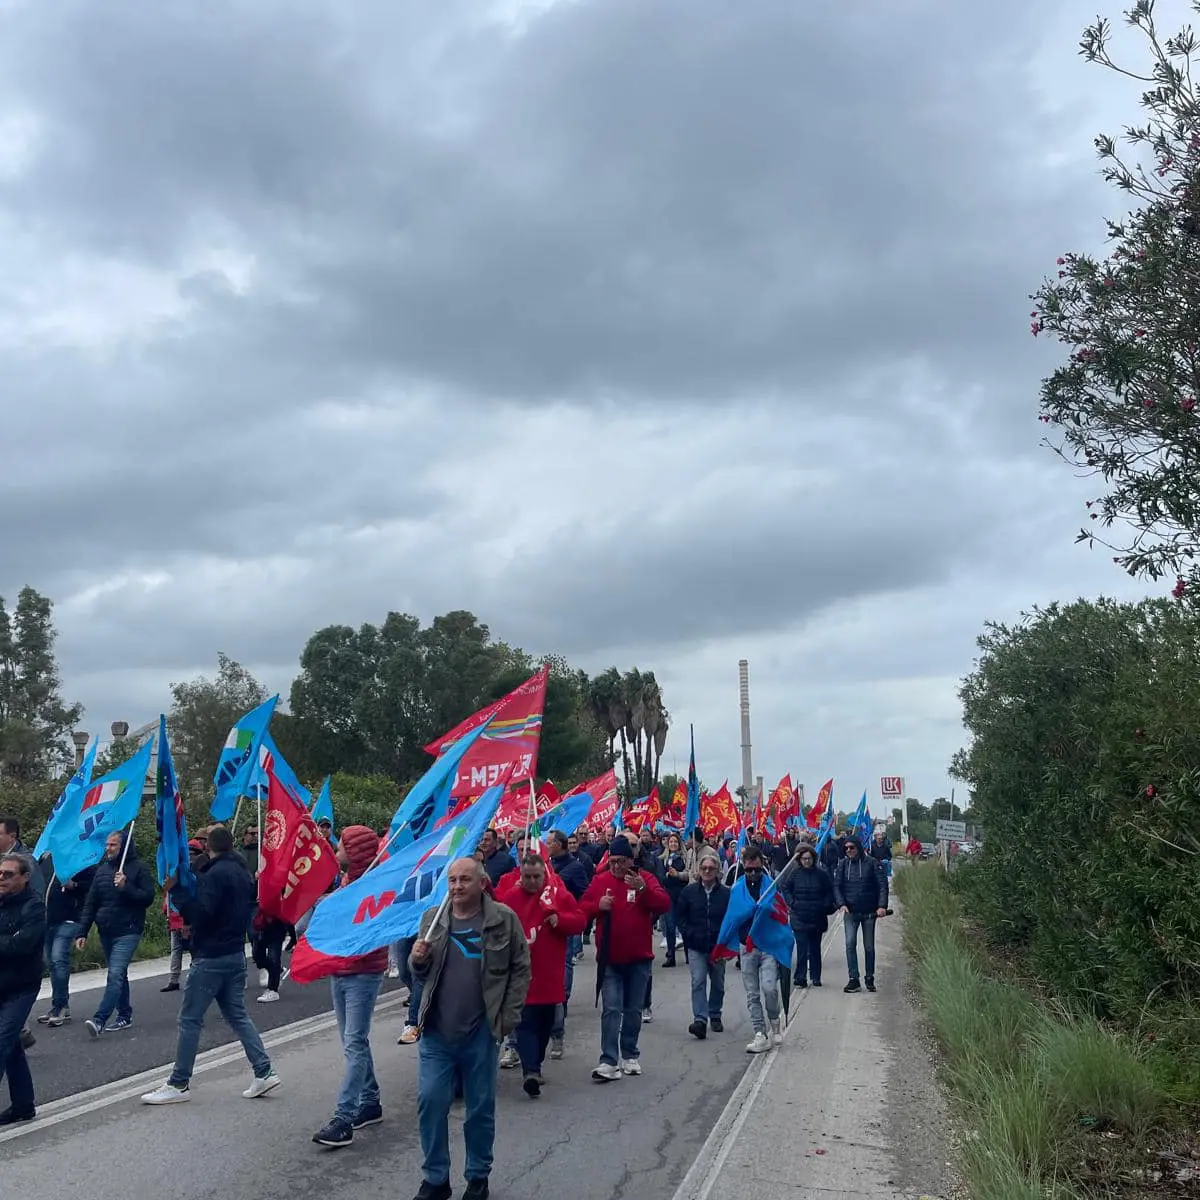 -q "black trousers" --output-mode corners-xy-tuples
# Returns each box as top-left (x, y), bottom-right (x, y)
(251, 926), (285, 990)
(515, 1003), (557, 1074)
